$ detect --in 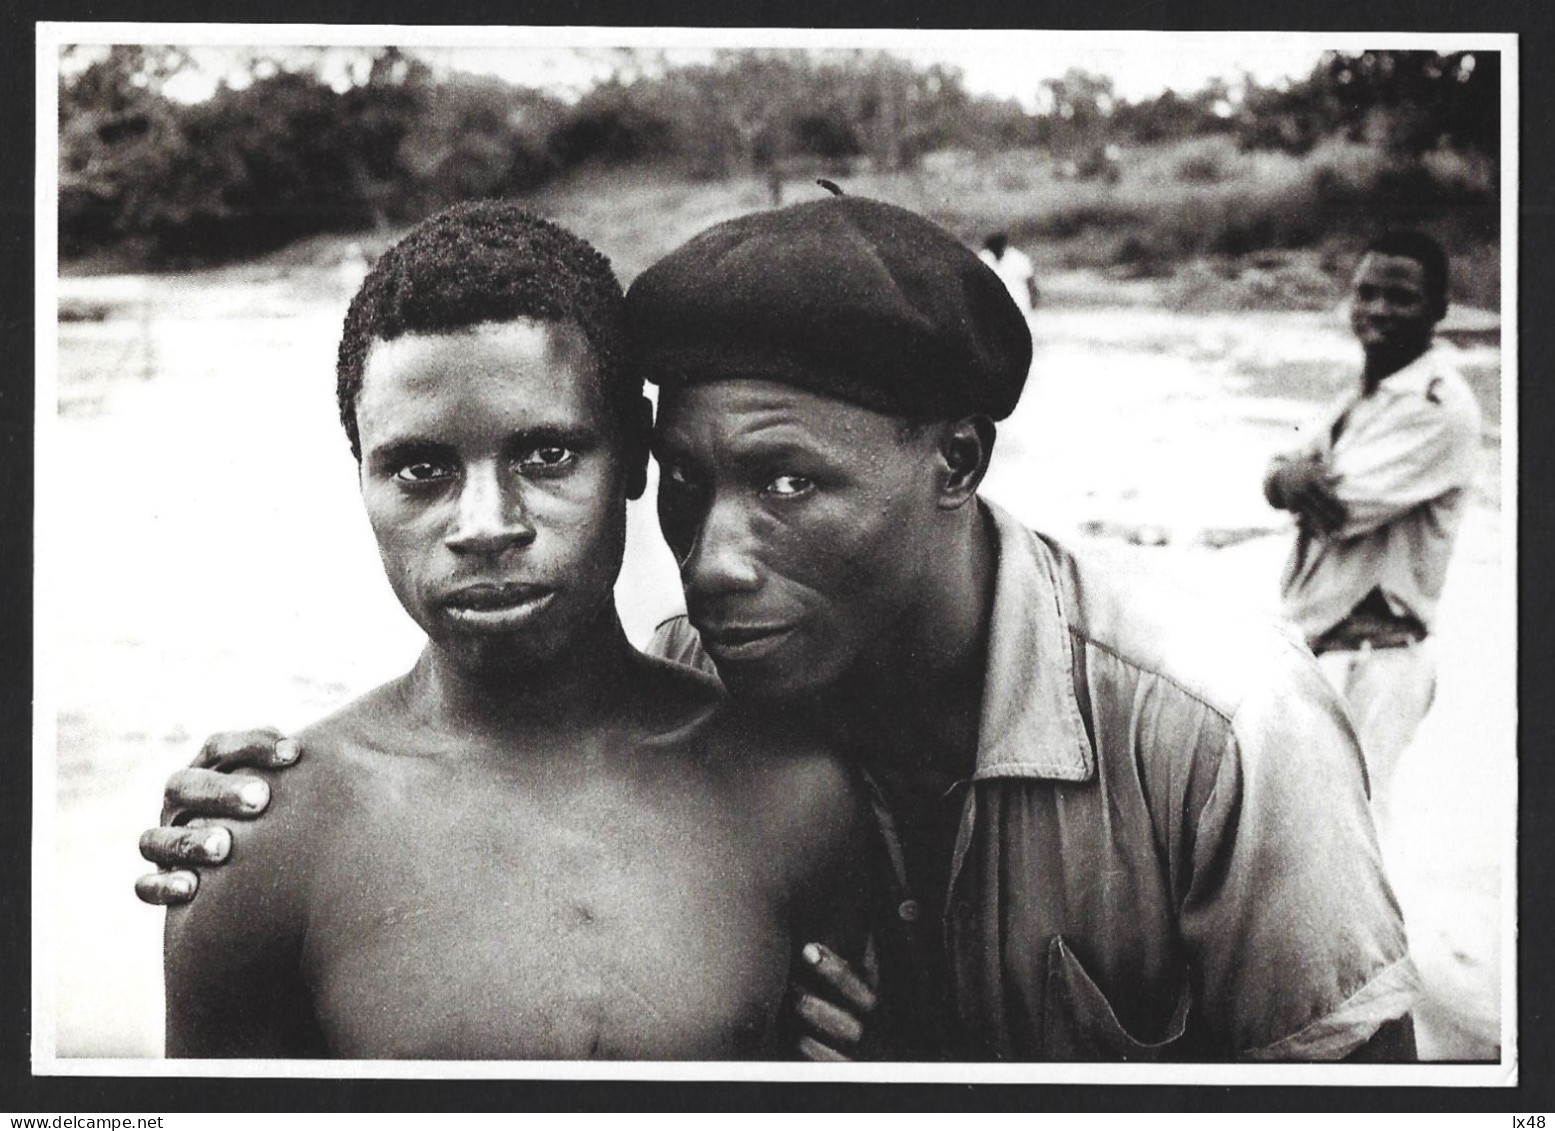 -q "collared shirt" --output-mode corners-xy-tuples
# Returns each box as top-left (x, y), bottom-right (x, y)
(650, 500), (1418, 1060)
(1274, 343), (1482, 641)
(978, 246), (1036, 317)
